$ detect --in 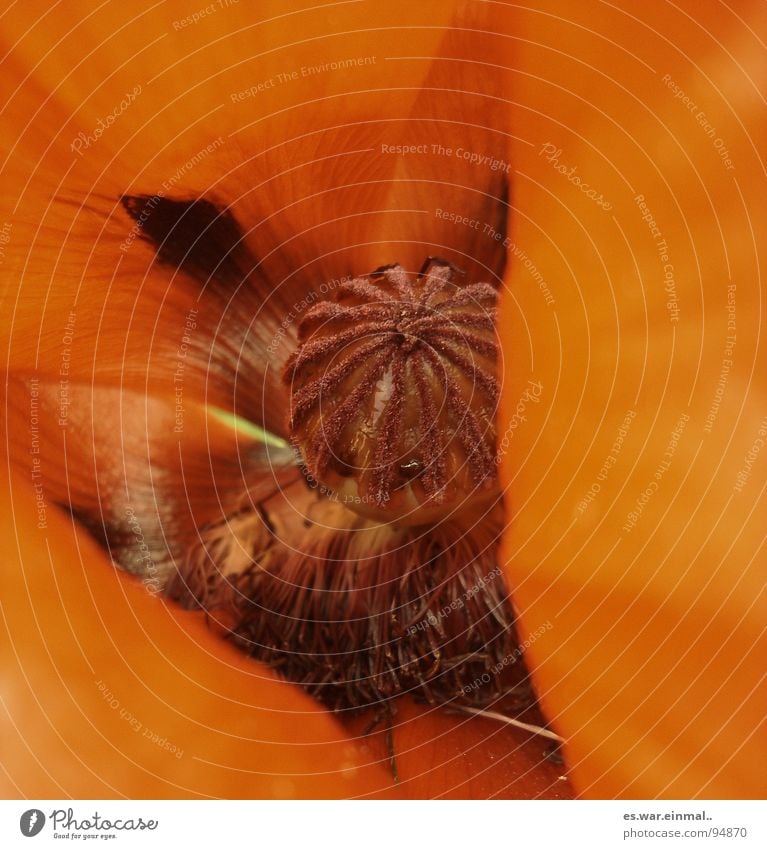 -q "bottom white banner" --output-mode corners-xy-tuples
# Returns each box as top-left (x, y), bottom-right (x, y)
(1, 800), (764, 848)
